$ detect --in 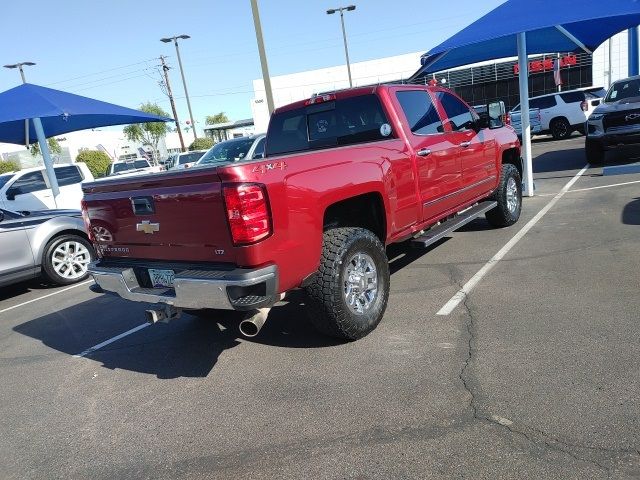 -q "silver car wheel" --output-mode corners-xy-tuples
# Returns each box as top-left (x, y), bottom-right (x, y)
(51, 241), (91, 280)
(506, 177), (519, 213)
(344, 252), (378, 314)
